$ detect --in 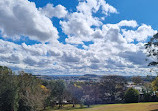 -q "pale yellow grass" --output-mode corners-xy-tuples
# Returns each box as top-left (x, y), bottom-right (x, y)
(45, 102), (158, 111)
